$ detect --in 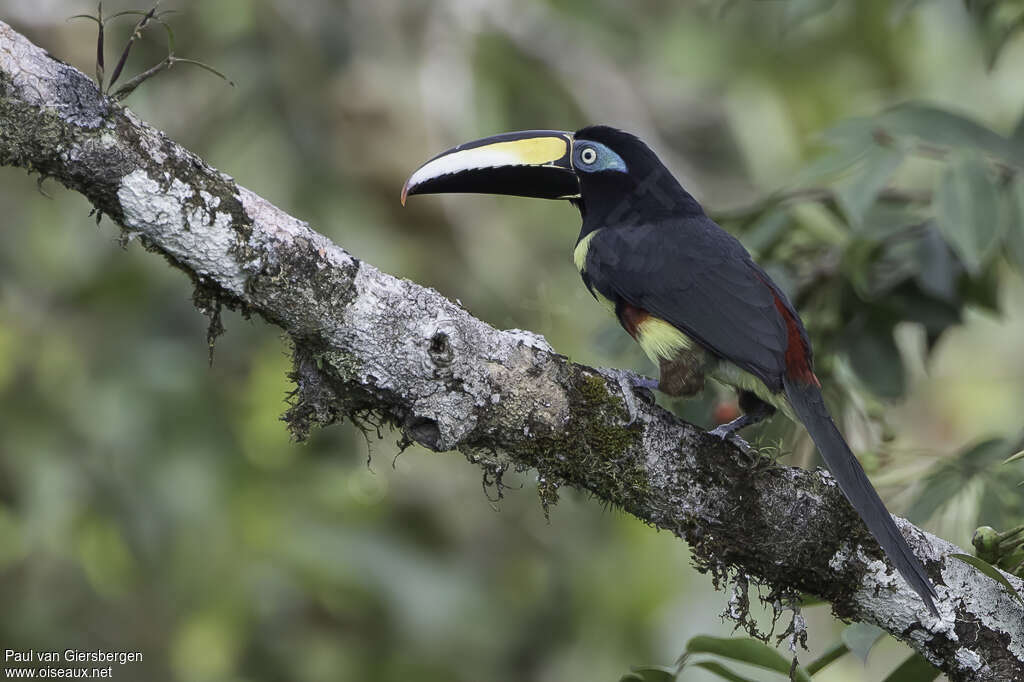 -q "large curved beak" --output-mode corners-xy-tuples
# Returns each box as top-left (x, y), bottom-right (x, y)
(401, 130), (579, 205)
